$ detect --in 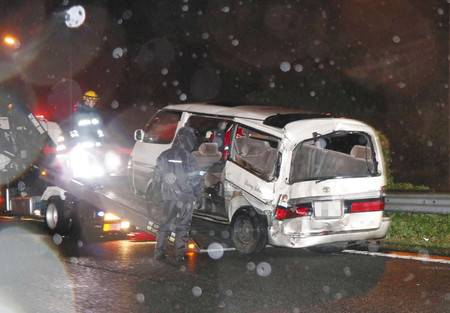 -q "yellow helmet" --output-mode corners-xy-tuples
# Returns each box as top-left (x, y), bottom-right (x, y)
(83, 90), (99, 101)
